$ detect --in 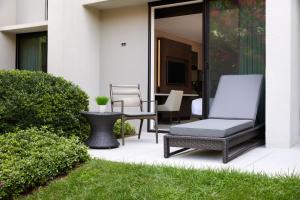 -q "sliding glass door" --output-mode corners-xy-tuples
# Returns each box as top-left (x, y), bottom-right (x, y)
(206, 0), (265, 121)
